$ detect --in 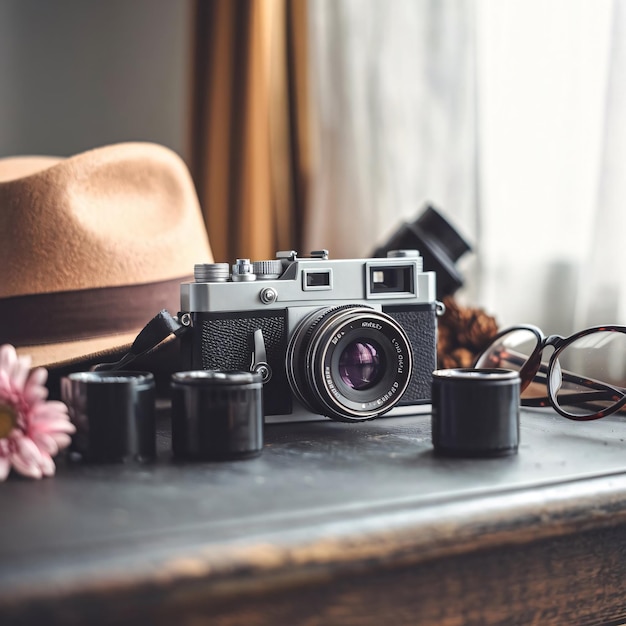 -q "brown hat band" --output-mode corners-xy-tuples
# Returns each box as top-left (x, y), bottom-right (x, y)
(0, 276), (191, 347)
